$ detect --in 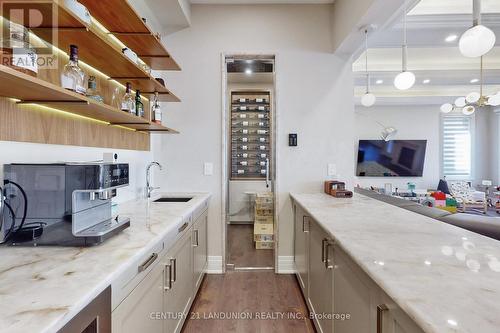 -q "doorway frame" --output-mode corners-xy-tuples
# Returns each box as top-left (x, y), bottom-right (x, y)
(220, 52), (280, 273)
